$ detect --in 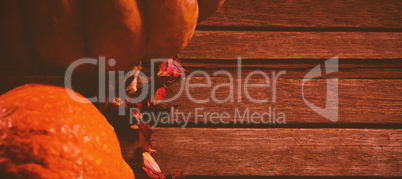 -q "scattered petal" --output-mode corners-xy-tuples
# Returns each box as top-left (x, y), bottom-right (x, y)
(142, 152), (165, 178)
(149, 87), (166, 106)
(157, 56), (185, 78)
